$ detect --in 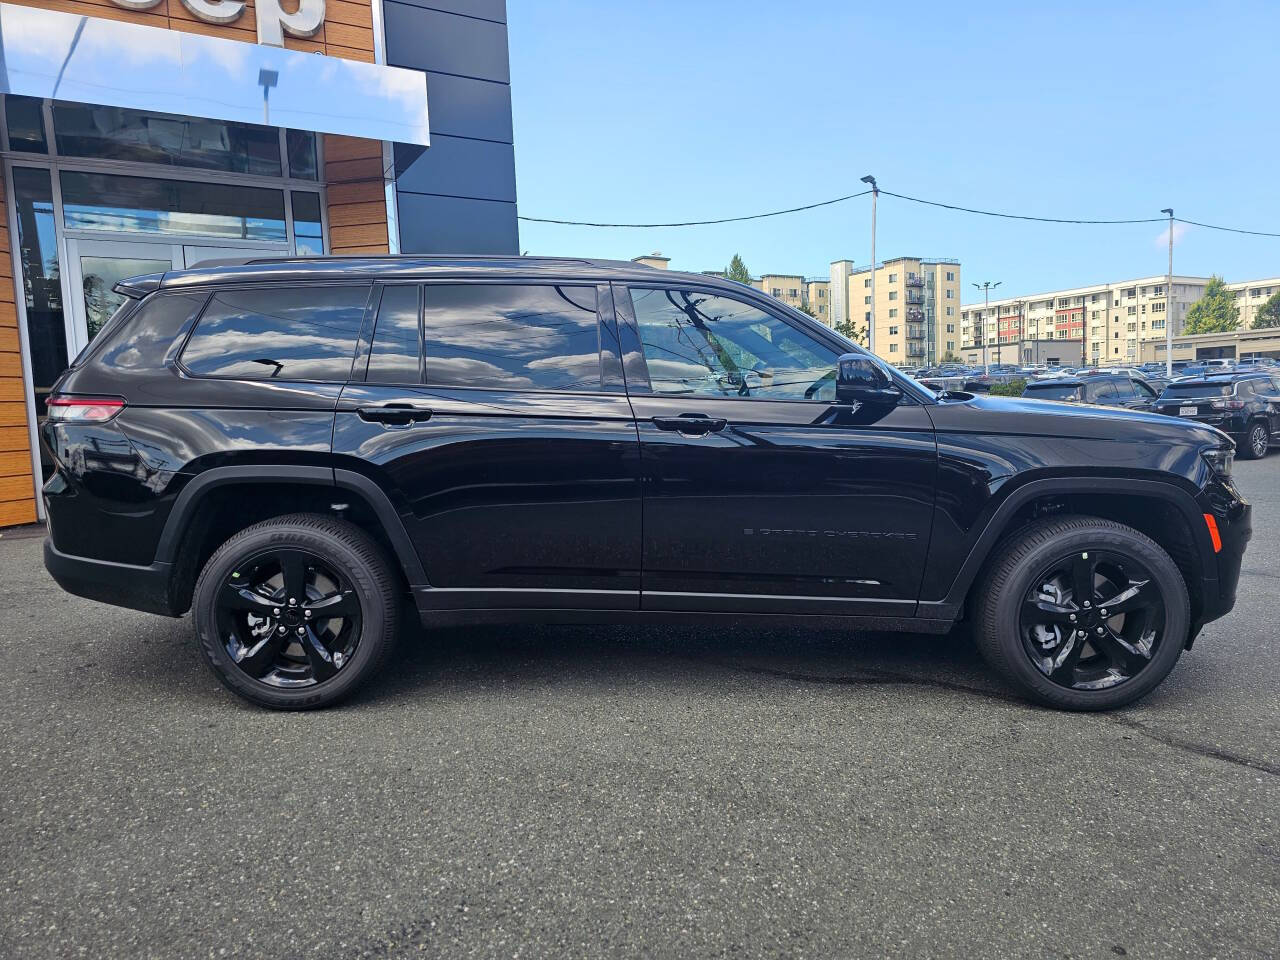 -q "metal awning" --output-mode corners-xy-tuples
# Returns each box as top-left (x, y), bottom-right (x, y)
(0, 3), (429, 146)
